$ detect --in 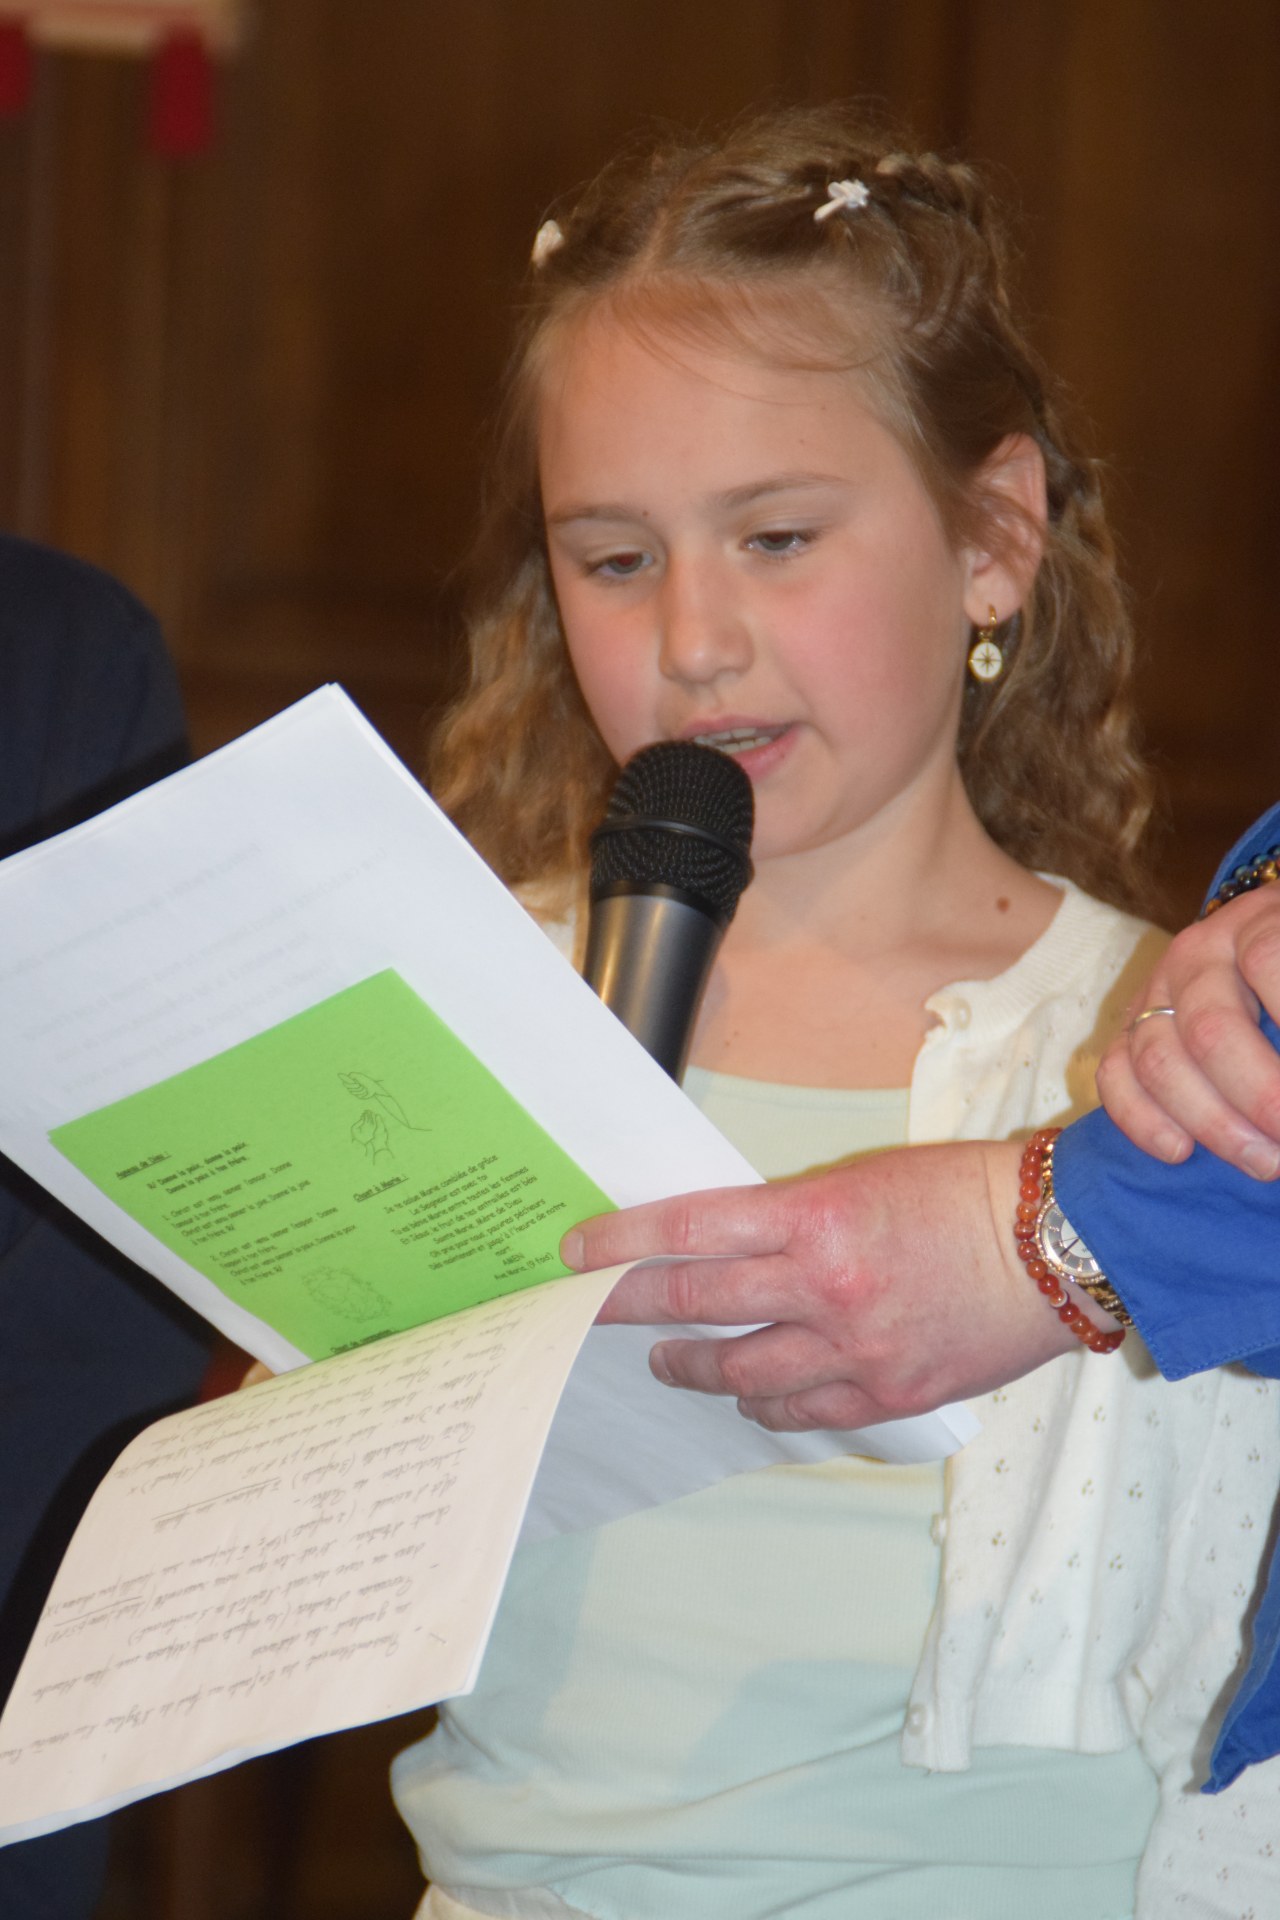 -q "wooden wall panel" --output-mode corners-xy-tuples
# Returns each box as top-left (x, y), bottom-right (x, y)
(964, 0), (1280, 891)
(1, 0), (1277, 919)
(1039, 2), (1280, 878)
